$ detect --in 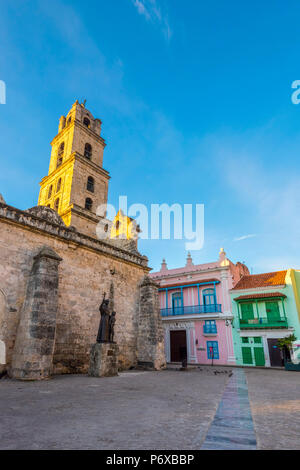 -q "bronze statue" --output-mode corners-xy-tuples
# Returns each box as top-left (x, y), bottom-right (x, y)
(96, 293), (110, 343)
(109, 311), (116, 343)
